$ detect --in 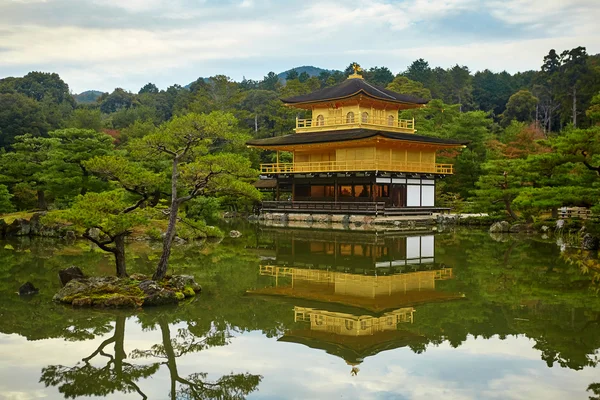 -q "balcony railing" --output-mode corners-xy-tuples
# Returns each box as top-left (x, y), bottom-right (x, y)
(260, 160), (453, 175)
(296, 116), (415, 133)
